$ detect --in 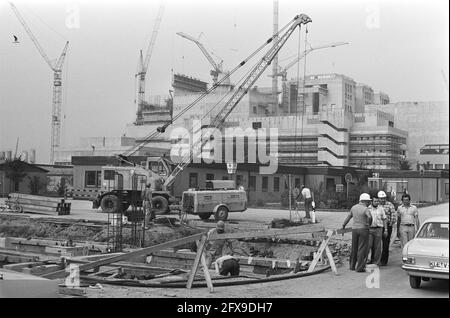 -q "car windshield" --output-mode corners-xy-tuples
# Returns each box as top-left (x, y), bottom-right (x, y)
(417, 222), (449, 240)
